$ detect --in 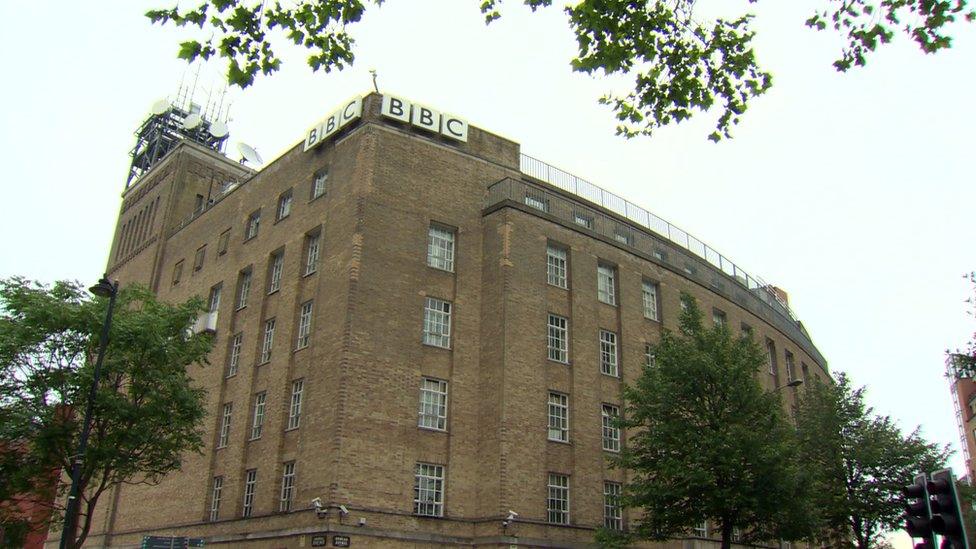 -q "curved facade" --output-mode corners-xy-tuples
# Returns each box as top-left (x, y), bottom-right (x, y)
(76, 93), (828, 549)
